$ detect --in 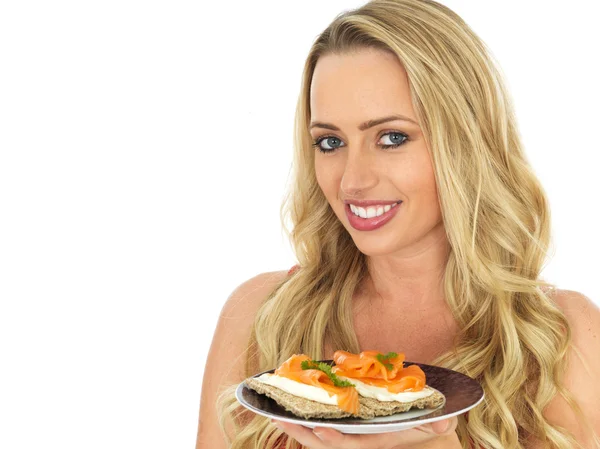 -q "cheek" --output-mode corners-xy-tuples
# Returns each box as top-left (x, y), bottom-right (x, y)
(314, 157), (340, 195)
(395, 154), (440, 210)
(414, 161), (441, 217)
(407, 167), (437, 197)
(314, 162), (326, 193)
